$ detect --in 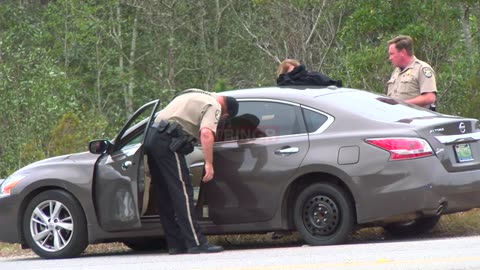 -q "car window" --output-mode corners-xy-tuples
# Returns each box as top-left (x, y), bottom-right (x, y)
(121, 132), (143, 151)
(112, 100), (159, 152)
(302, 108), (329, 133)
(217, 101), (306, 141)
